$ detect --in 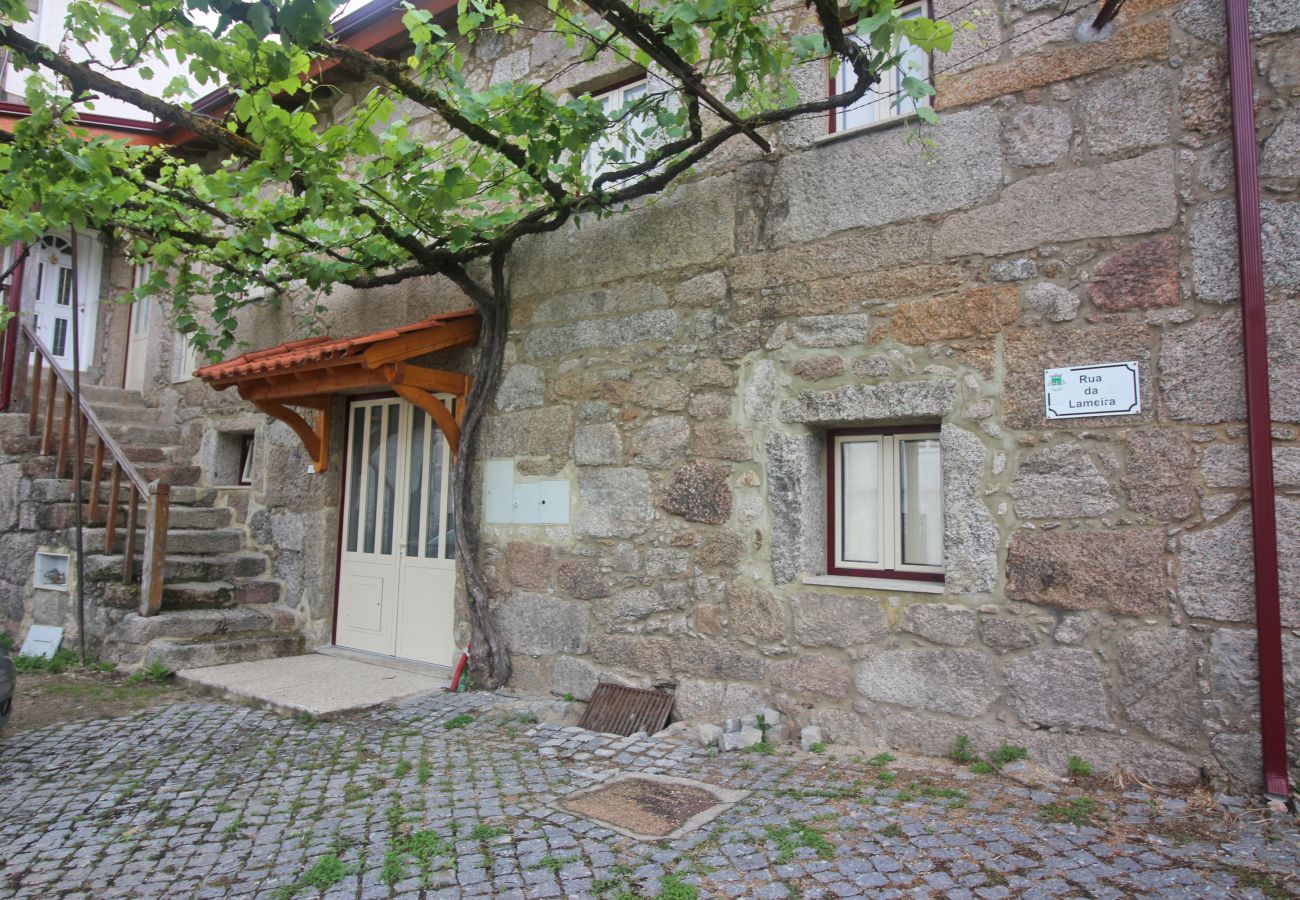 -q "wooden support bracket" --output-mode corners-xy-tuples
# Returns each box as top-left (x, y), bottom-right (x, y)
(249, 396), (331, 473)
(391, 384), (461, 459)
